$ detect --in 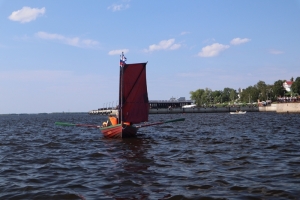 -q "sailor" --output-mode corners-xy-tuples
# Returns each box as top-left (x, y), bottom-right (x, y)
(108, 115), (118, 125)
(102, 117), (111, 127)
(102, 121), (108, 127)
(111, 110), (131, 126)
(102, 114), (117, 127)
